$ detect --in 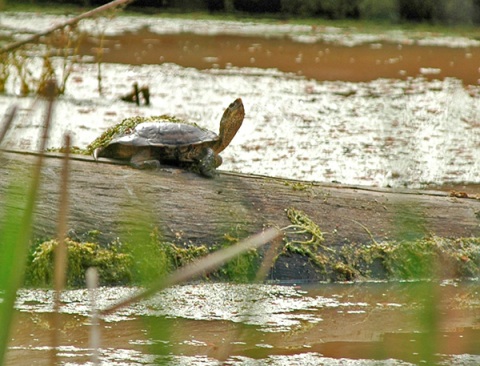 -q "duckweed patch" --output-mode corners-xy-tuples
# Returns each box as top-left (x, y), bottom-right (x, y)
(280, 208), (480, 281)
